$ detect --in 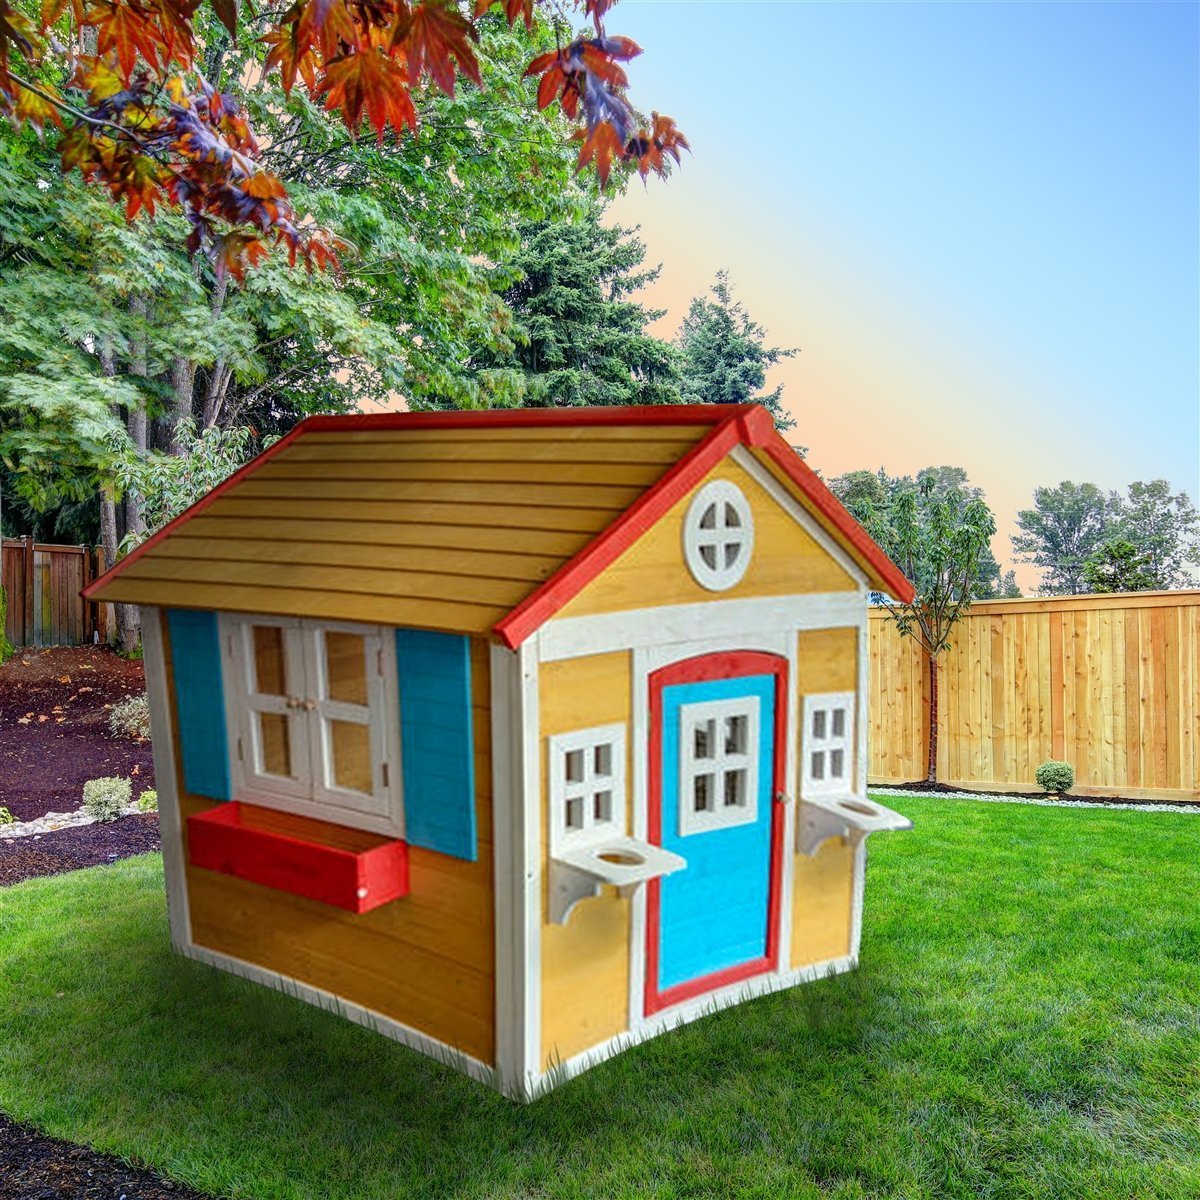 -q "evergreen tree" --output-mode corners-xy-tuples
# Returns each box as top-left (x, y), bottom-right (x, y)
(470, 207), (683, 408)
(1082, 539), (1158, 593)
(675, 271), (796, 426)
